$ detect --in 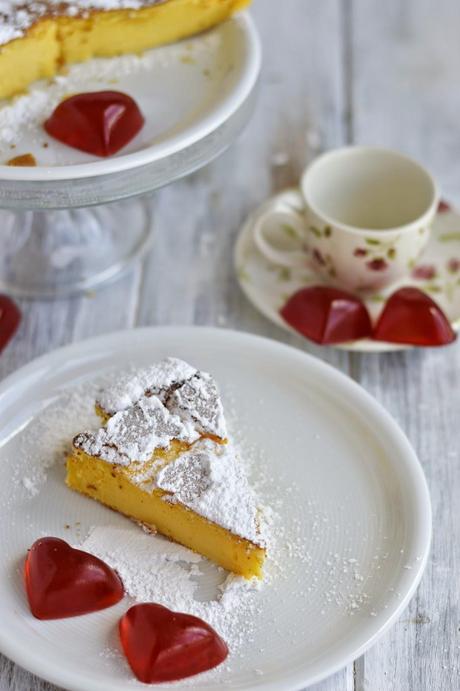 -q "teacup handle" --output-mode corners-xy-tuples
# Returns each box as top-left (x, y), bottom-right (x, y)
(252, 203), (308, 268)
